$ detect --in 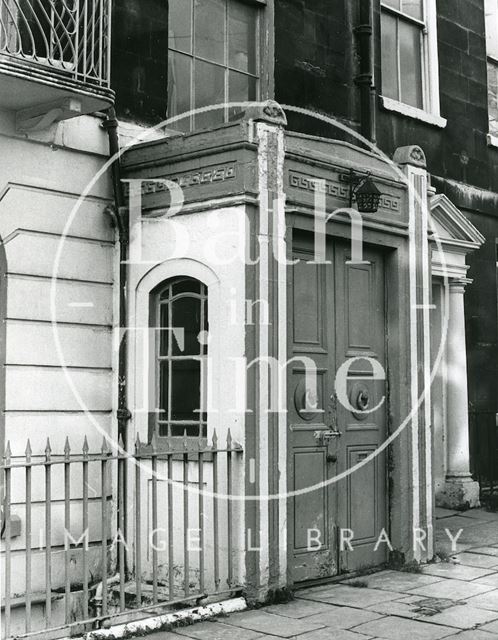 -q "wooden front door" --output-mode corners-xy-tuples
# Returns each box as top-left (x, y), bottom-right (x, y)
(288, 233), (388, 583)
